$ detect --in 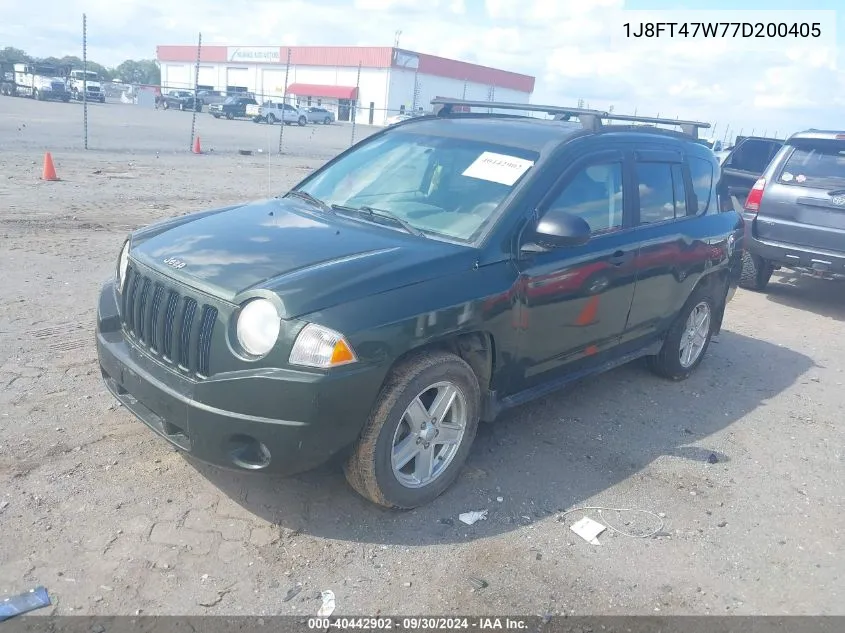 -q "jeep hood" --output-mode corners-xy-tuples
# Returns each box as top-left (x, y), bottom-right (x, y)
(129, 198), (474, 317)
